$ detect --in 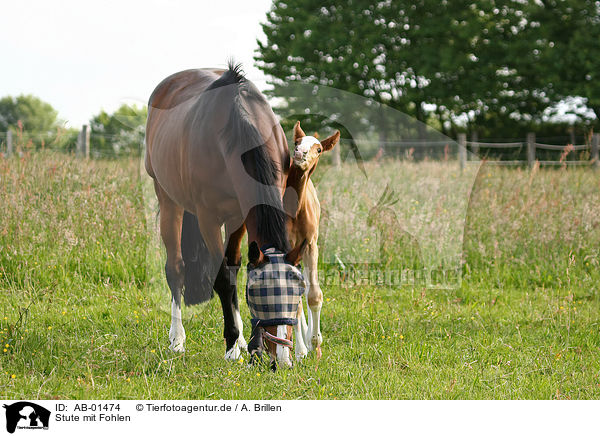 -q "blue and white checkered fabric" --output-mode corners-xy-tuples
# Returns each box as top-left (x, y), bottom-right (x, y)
(246, 247), (306, 326)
